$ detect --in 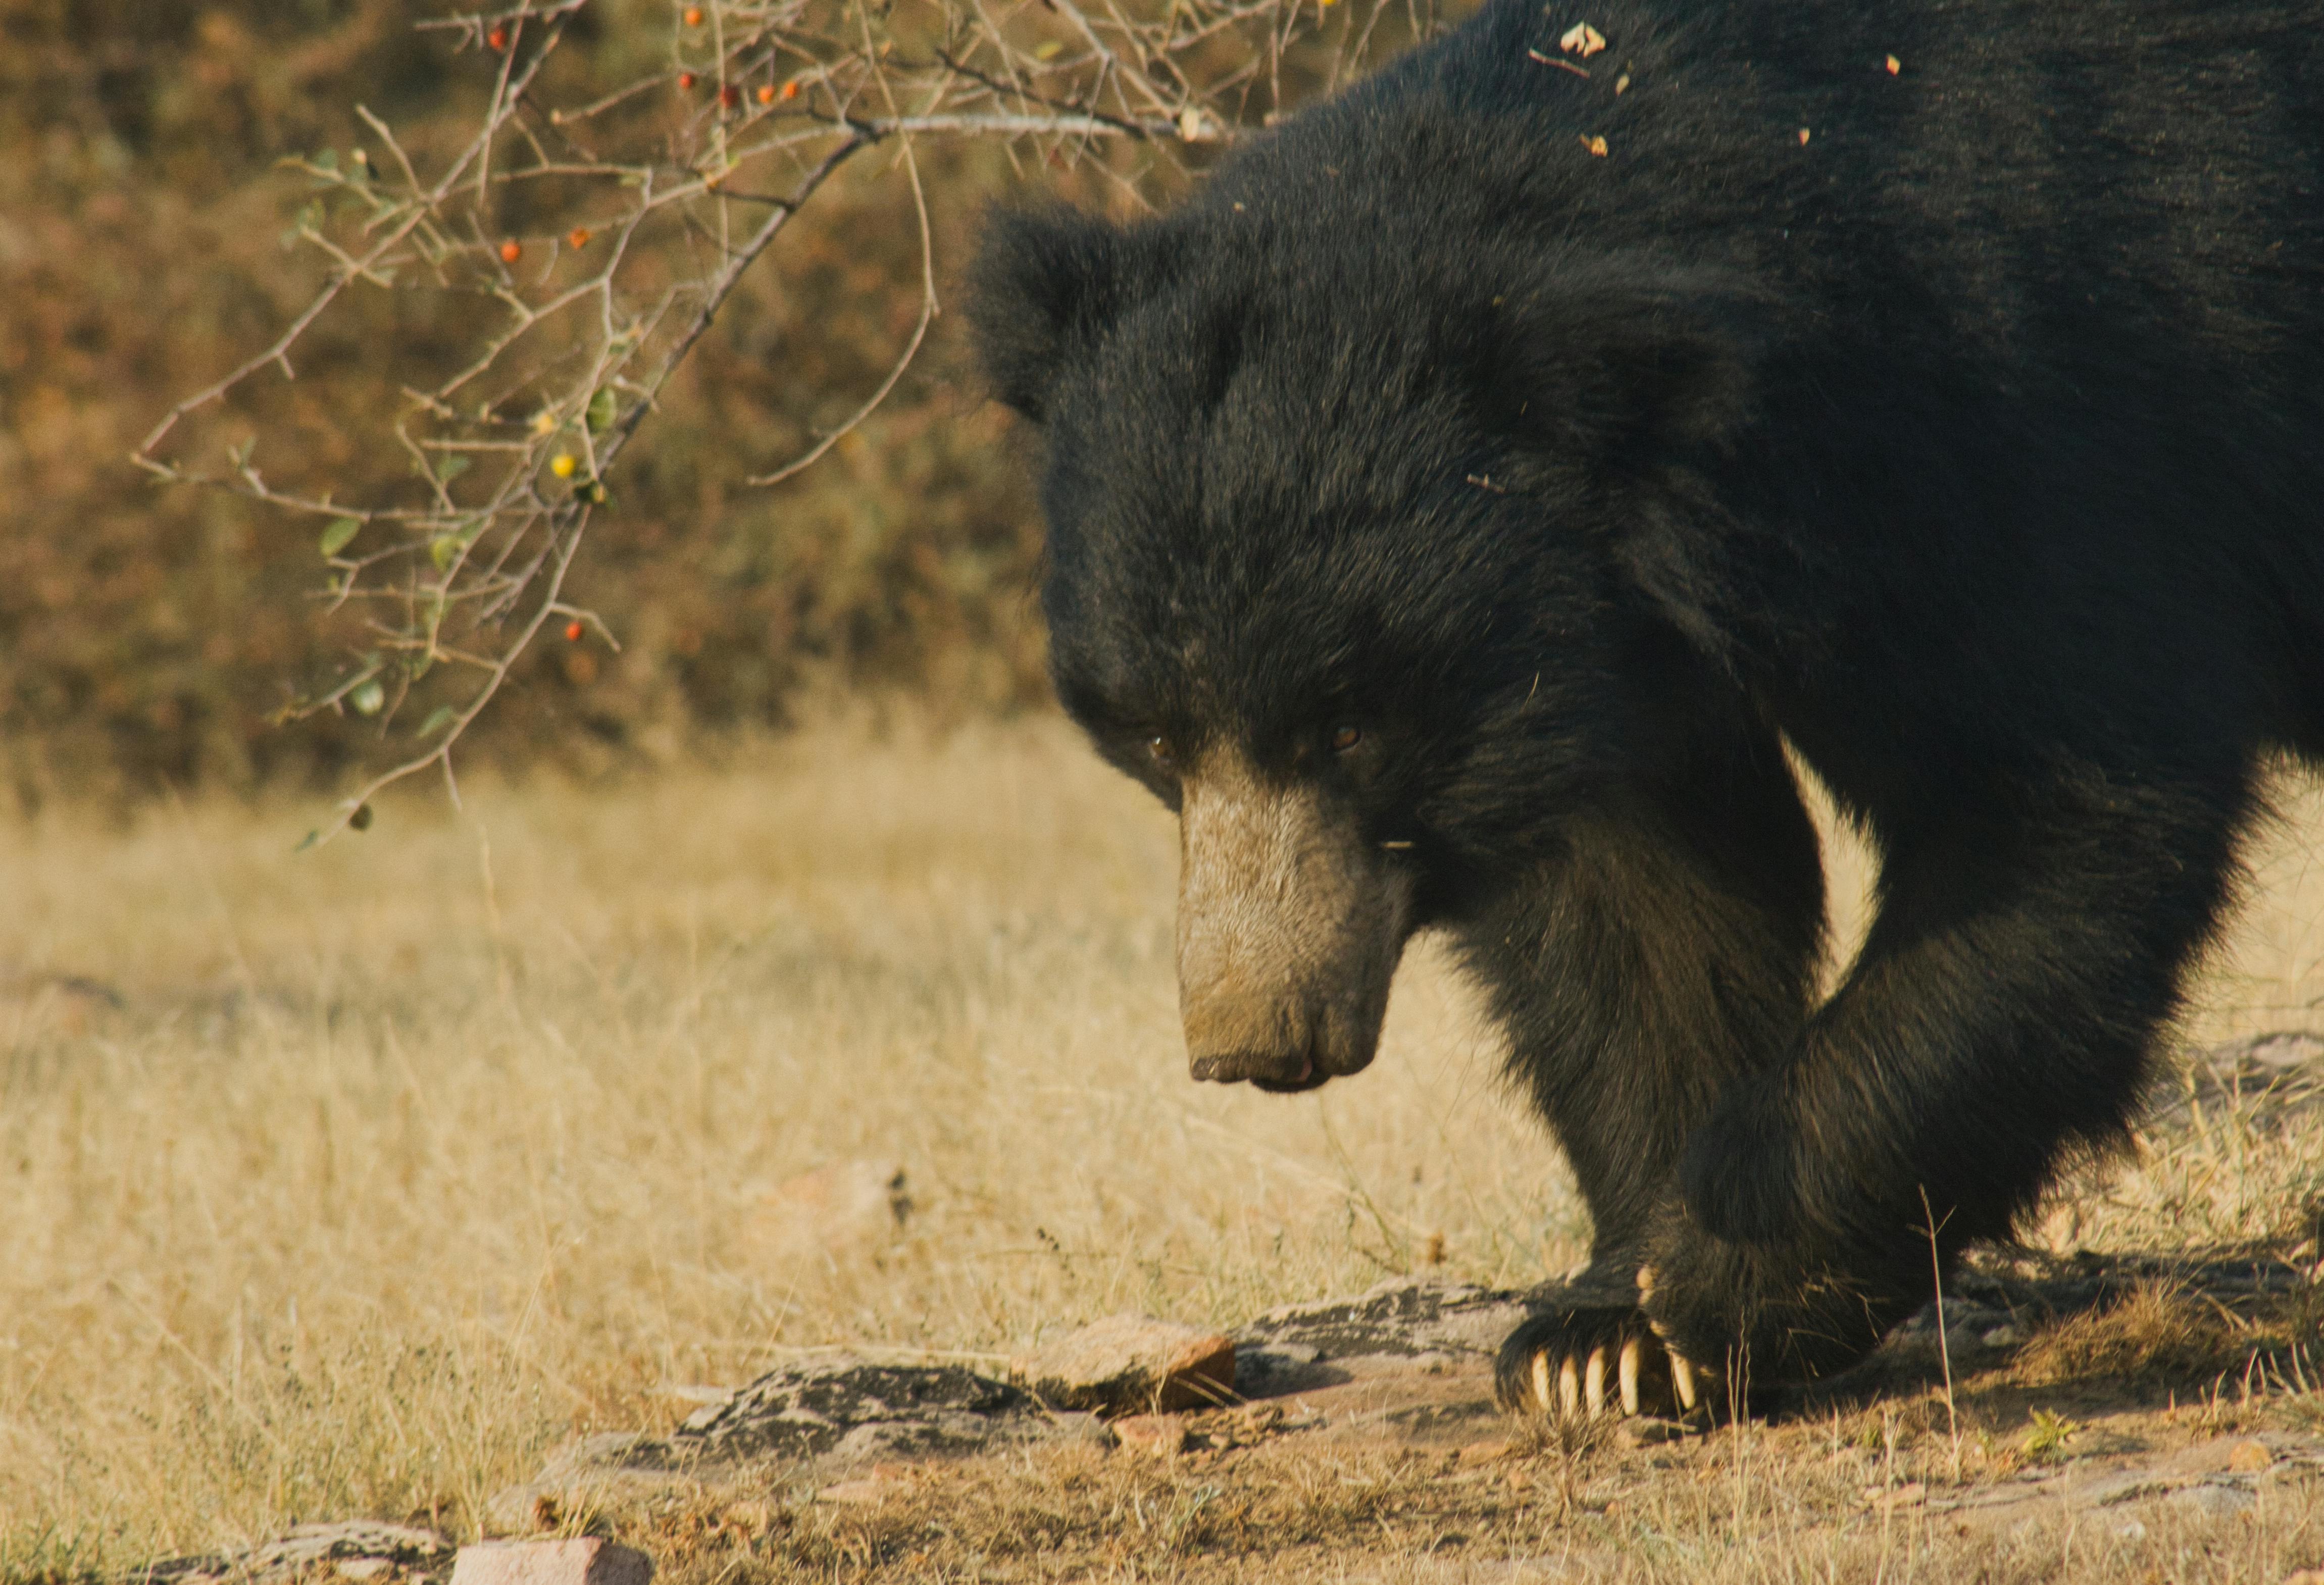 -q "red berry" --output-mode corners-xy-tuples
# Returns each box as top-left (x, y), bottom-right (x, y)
(780, 79), (799, 100)
(755, 83), (775, 104)
(564, 620), (585, 642)
(486, 24), (508, 50)
(683, 5), (704, 23)
(567, 226), (591, 248)
(718, 83), (739, 109)
(497, 238), (521, 264)
(677, 70), (696, 90)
